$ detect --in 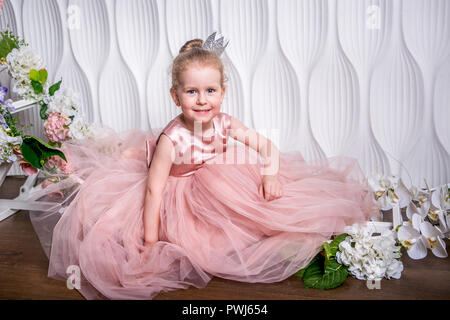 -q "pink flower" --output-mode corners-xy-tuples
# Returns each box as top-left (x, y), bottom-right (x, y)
(44, 113), (71, 142)
(18, 158), (38, 175)
(0, 1), (4, 13)
(46, 155), (74, 175)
